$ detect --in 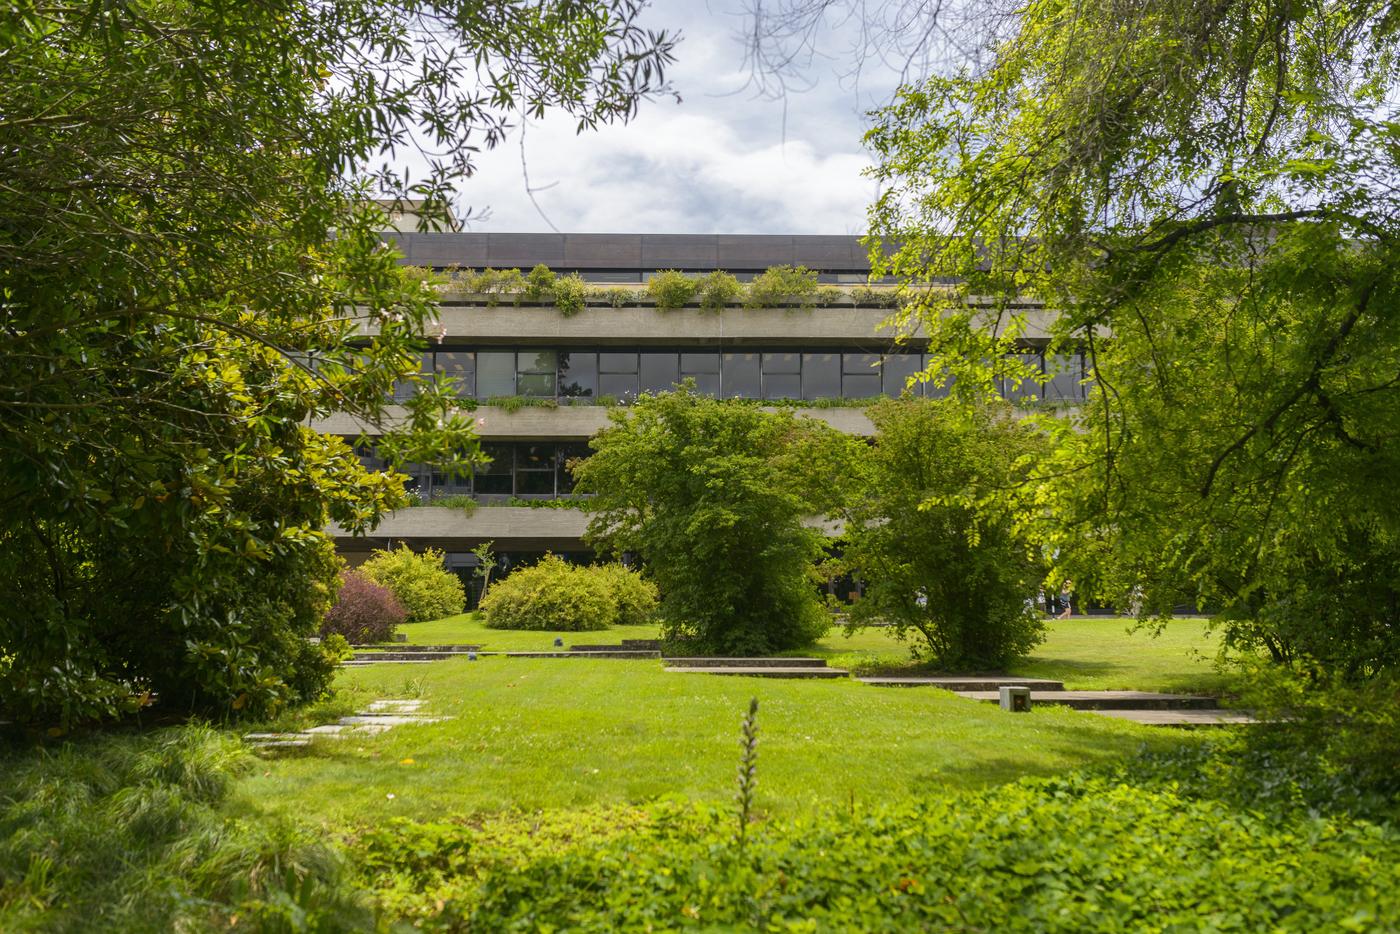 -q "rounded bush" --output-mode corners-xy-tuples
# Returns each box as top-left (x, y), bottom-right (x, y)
(358, 545), (466, 623)
(321, 571), (406, 643)
(480, 557), (657, 632)
(594, 563), (660, 627)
